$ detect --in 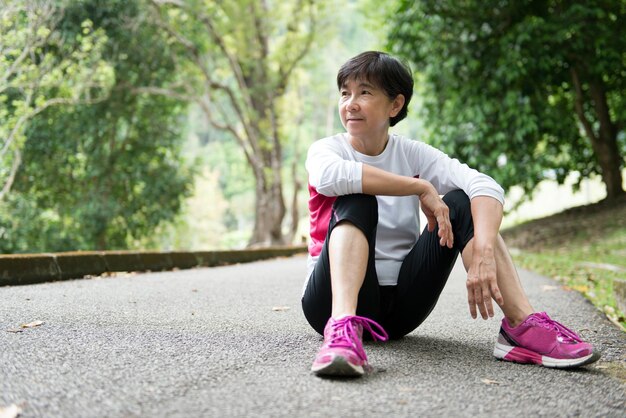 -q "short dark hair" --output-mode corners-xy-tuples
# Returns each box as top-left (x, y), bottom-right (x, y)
(337, 51), (414, 127)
